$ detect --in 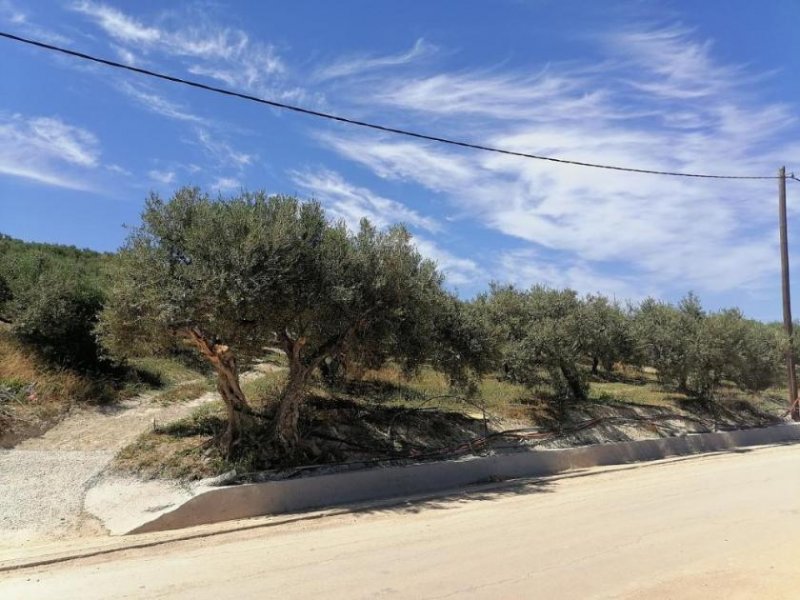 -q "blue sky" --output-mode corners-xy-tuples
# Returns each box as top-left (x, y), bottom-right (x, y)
(2, 1), (800, 320)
